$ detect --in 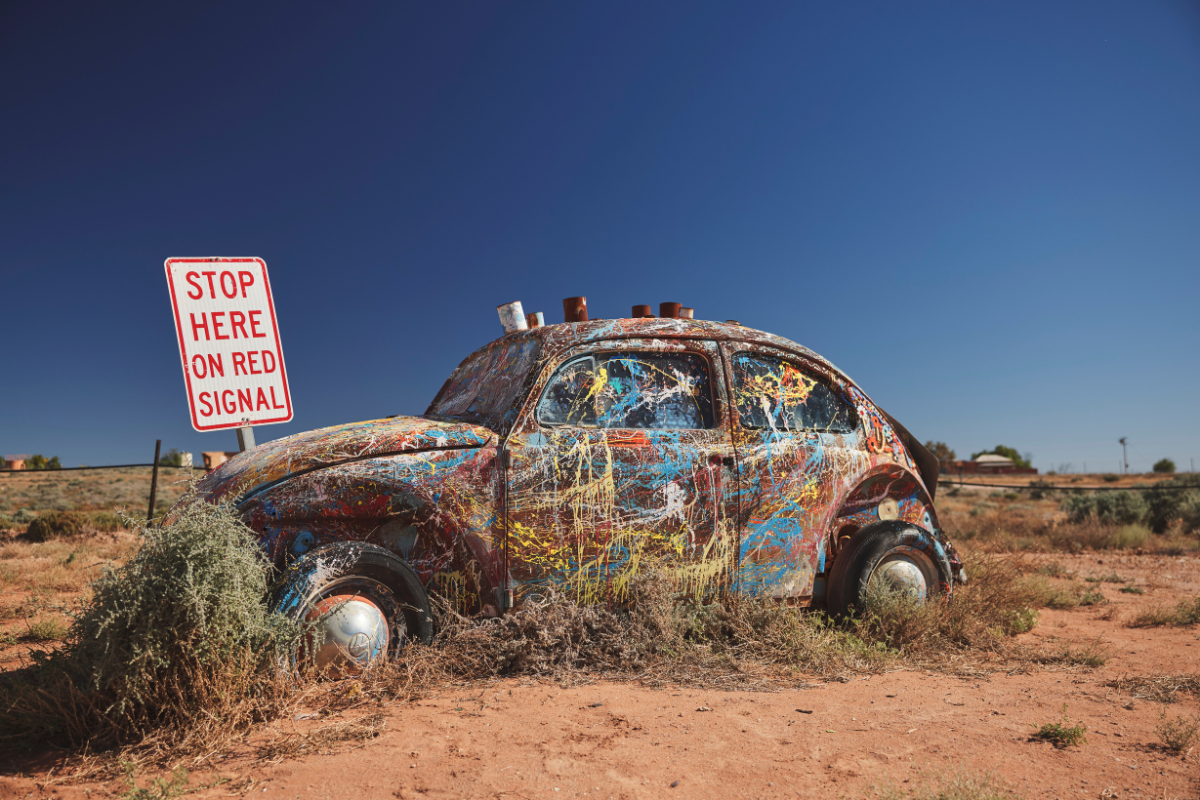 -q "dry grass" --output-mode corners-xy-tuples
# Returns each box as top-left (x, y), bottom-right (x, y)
(1105, 673), (1200, 704)
(940, 502), (1200, 556)
(876, 768), (1023, 800)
